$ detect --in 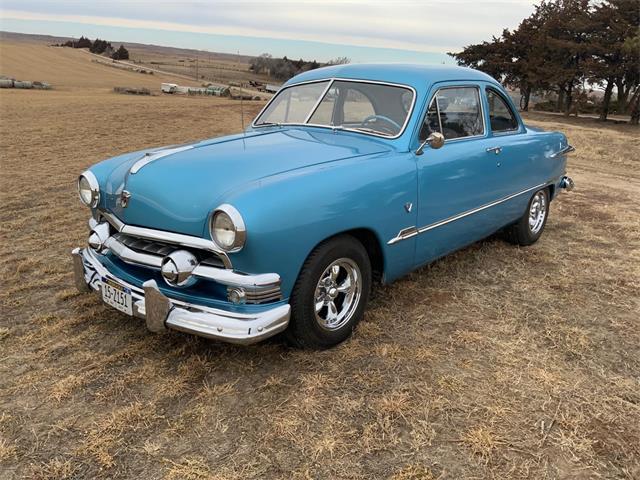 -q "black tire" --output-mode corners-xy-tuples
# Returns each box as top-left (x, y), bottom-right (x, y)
(285, 234), (372, 349)
(504, 188), (550, 246)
